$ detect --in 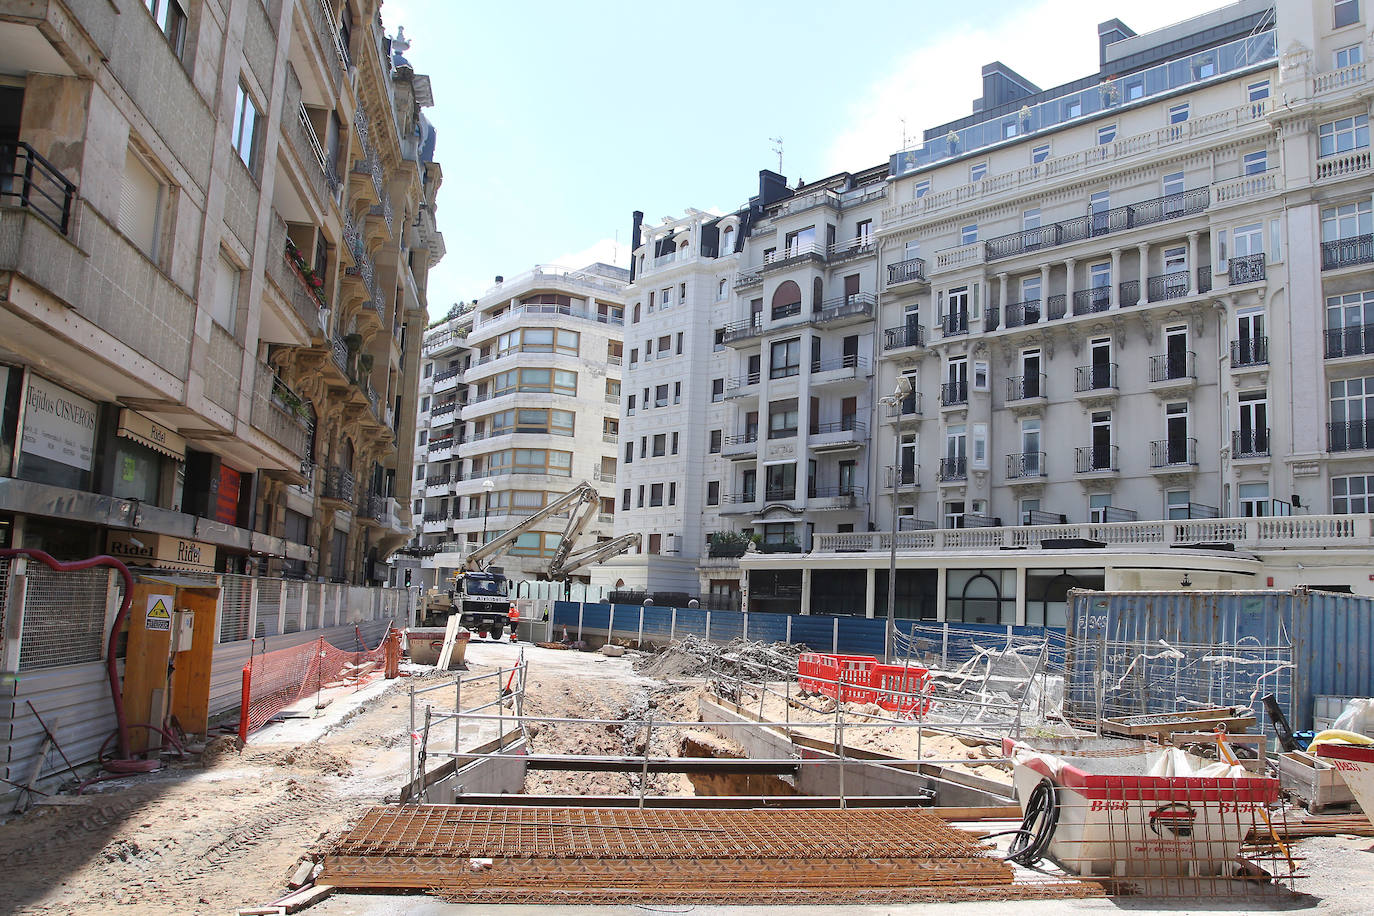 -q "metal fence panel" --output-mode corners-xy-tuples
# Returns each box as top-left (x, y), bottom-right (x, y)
(746, 612), (788, 643)
(18, 566), (110, 671)
(787, 615), (835, 652)
(282, 580), (303, 634)
(256, 582), (280, 637)
(836, 616), (886, 656)
(706, 610), (745, 643)
(219, 574), (252, 643)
